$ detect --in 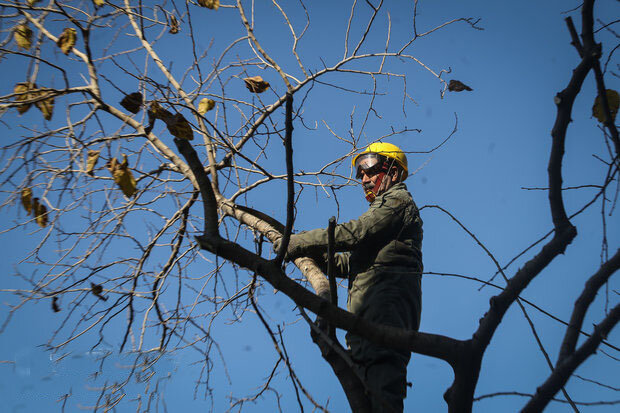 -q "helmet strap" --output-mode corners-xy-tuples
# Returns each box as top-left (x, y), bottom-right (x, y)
(362, 157), (399, 203)
(364, 171), (386, 202)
